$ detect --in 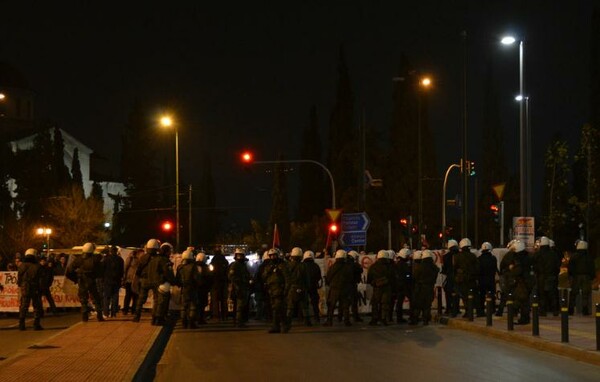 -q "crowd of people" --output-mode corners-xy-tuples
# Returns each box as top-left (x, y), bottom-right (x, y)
(5, 235), (596, 333)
